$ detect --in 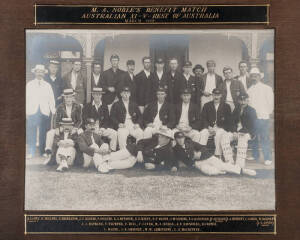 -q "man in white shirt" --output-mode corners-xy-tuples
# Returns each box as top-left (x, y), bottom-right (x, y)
(173, 88), (202, 143)
(26, 64), (56, 158)
(110, 86), (144, 149)
(143, 86), (175, 139)
(200, 60), (223, 110)
(247, 67), (274, 165)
